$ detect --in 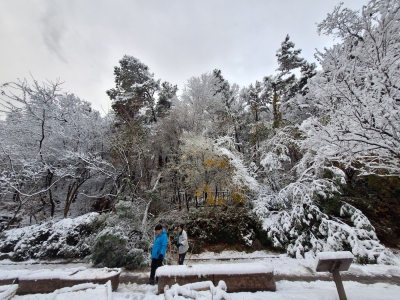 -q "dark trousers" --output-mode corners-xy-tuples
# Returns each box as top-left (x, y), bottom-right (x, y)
(178, 252), (187, 265)
(150, 257), (163, 281)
